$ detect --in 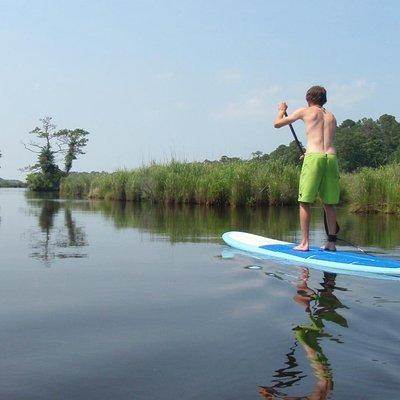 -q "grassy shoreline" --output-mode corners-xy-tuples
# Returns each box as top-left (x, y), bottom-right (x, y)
(59, 161), (400, 213)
